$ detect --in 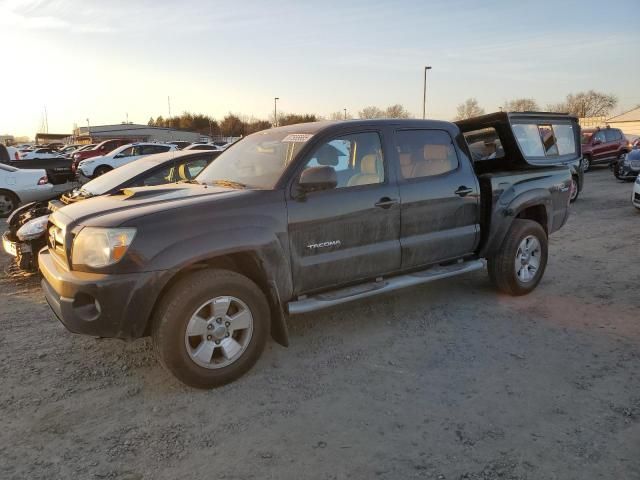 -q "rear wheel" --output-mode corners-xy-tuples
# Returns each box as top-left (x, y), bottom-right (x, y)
(151, 269), (270, 389)
(581, 155), (591, 172)
(569, 176), (579, 202)
(0, 190), (19, 217)
(93, 165), (113, 177)
(488, 219), (548, 296)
